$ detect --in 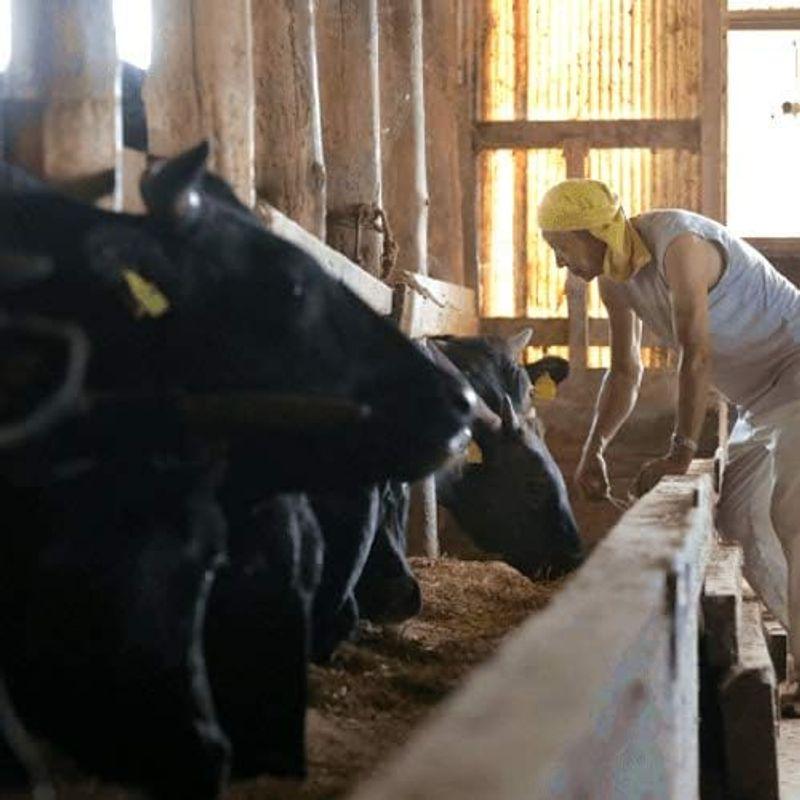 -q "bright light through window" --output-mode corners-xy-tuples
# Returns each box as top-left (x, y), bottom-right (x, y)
(727, 30), (800, 237)
(113, 0), (152, 70)
(0, 0), (11, 73)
